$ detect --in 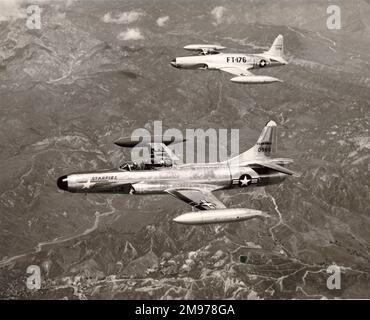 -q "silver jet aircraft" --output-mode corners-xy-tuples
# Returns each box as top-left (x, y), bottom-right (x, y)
(57, 121), (299, 225)
(171, 35), (287, 84)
